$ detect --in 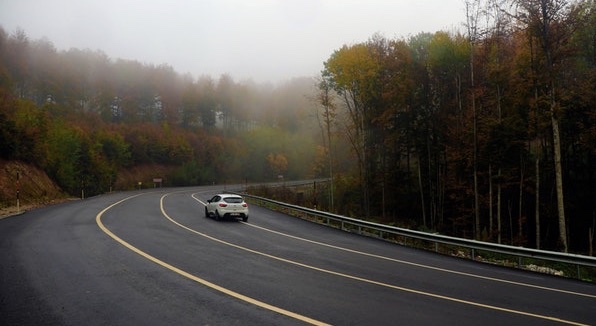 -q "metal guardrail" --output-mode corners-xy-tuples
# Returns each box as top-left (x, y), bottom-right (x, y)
(236, 192), (596, 281)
